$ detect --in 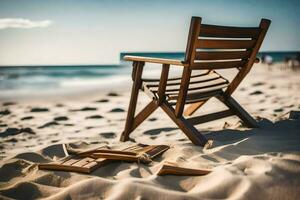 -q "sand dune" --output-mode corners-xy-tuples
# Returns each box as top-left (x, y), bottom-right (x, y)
(0, 64), (300, 199)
